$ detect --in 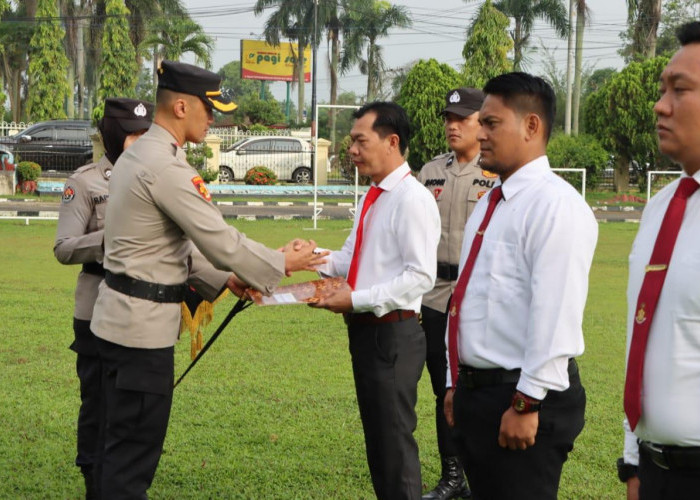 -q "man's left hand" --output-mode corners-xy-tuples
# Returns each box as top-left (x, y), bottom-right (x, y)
(225, 273), (247, 298)
(498, 407), (538, 450)
(309, 289), (353, 313)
